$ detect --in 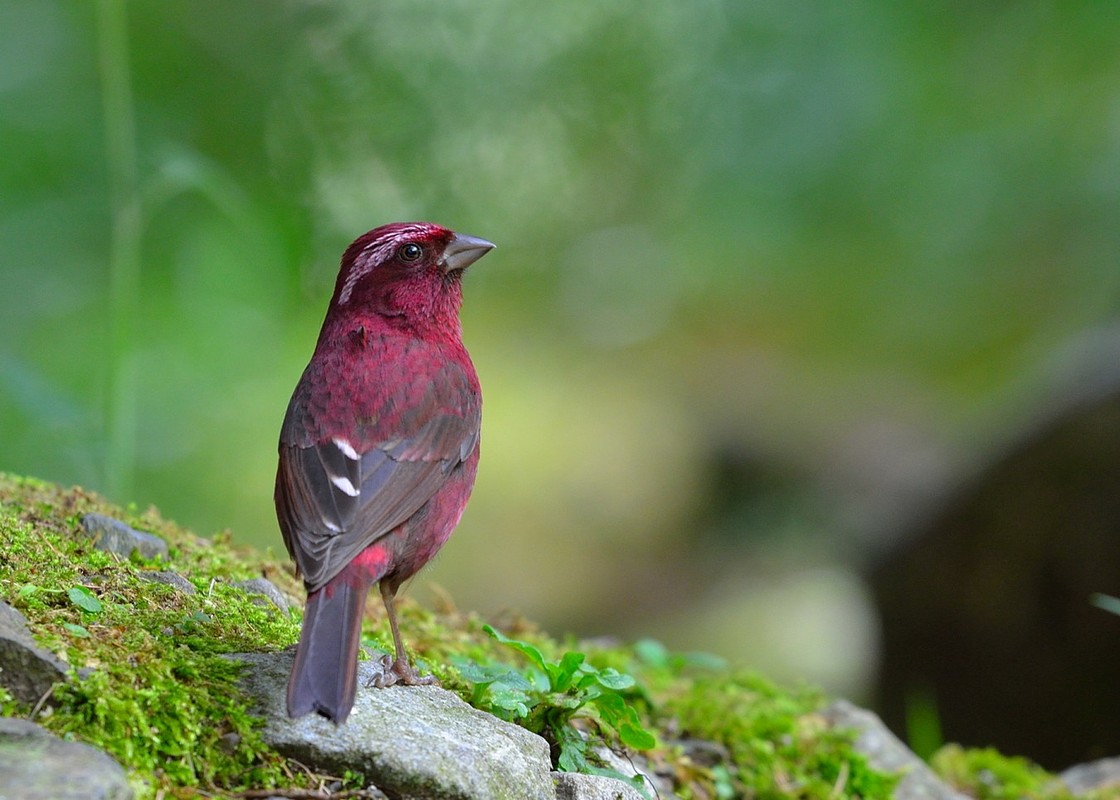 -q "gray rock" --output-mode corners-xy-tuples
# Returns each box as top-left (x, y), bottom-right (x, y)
(590, 742), (675, 799)
(1058, 756), (1120, 794)
(0, 717), (132, 800)
(235, 650), (554, 800)
(138, 571), (196, 595)
(231, 578), (290, 613)
(0, 601), (68, 704)
(554, 772), (646, 800)
(79, 513), (168, 560)
(822, 700), (969, 800)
